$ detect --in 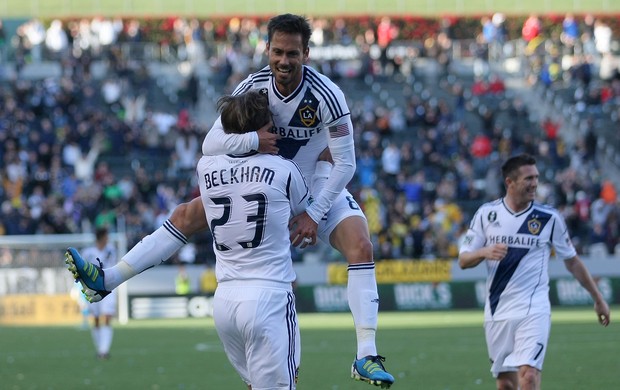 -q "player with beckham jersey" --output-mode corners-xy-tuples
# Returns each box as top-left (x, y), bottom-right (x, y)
(198, 91), (310, 389)
(458, 153), (610, 390)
